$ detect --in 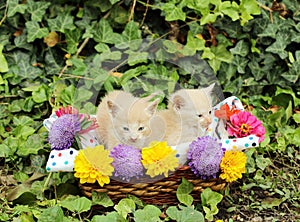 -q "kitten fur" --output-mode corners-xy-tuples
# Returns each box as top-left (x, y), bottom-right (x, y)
(159, 83), (215, 146)
(96, 90), (161, 150)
